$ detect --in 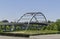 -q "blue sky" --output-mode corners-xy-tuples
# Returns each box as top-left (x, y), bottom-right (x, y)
(0, 0), (60, 22)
